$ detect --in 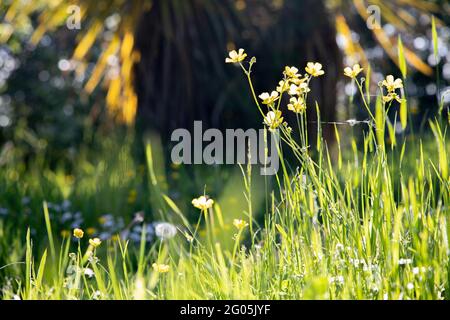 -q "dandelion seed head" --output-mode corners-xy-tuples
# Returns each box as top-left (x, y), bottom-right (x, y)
(154, 222), (177, 240)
